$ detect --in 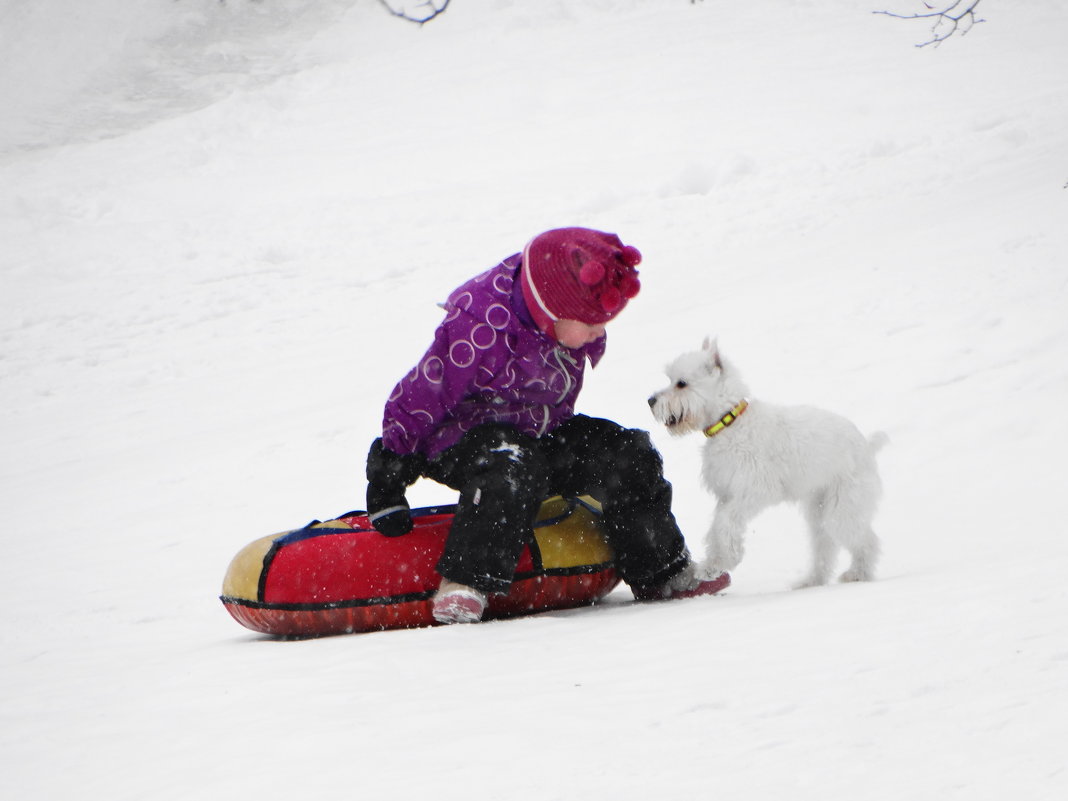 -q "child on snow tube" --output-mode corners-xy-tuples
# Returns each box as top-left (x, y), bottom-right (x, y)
(365, 227), (730, 624)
